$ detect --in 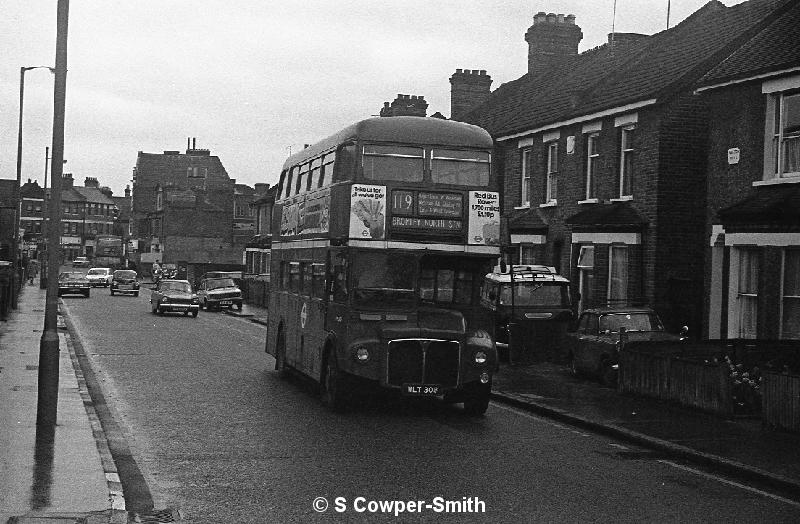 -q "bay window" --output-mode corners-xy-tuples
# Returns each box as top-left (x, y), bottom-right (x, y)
(738, 249), (760, 339)
(783, 249), (800, 339)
